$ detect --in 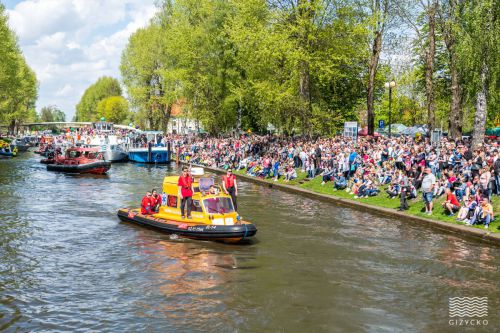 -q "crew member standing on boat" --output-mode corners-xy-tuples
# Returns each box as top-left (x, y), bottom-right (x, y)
(141, 191), (153, 215)
(178, 166), (194, 219)
(222, 168), (238, 210)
